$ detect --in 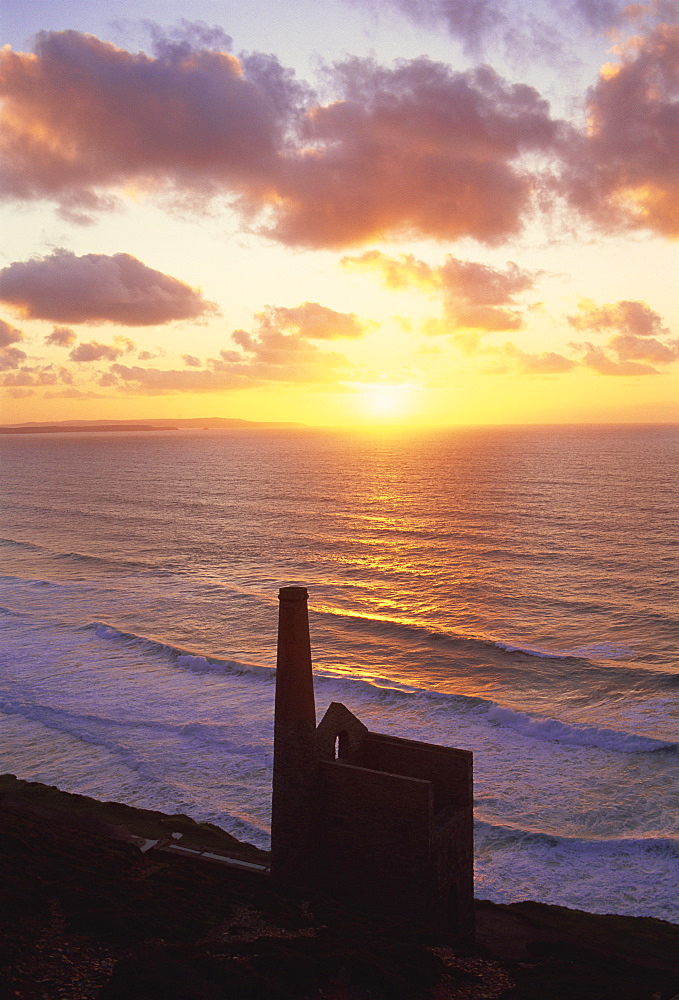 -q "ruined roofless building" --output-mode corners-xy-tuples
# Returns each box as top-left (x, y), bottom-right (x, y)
(271, 586), (475, 942)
